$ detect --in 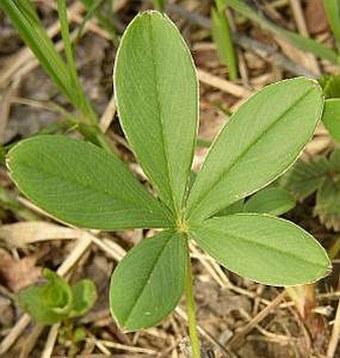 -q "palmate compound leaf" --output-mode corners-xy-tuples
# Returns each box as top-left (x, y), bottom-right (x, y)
(186, 77), (324, 222)
(114, 11), (198, 215)
(191, 214), (331, 286)
(7, 135), (172, 230)
(110, 230), (187, 331)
